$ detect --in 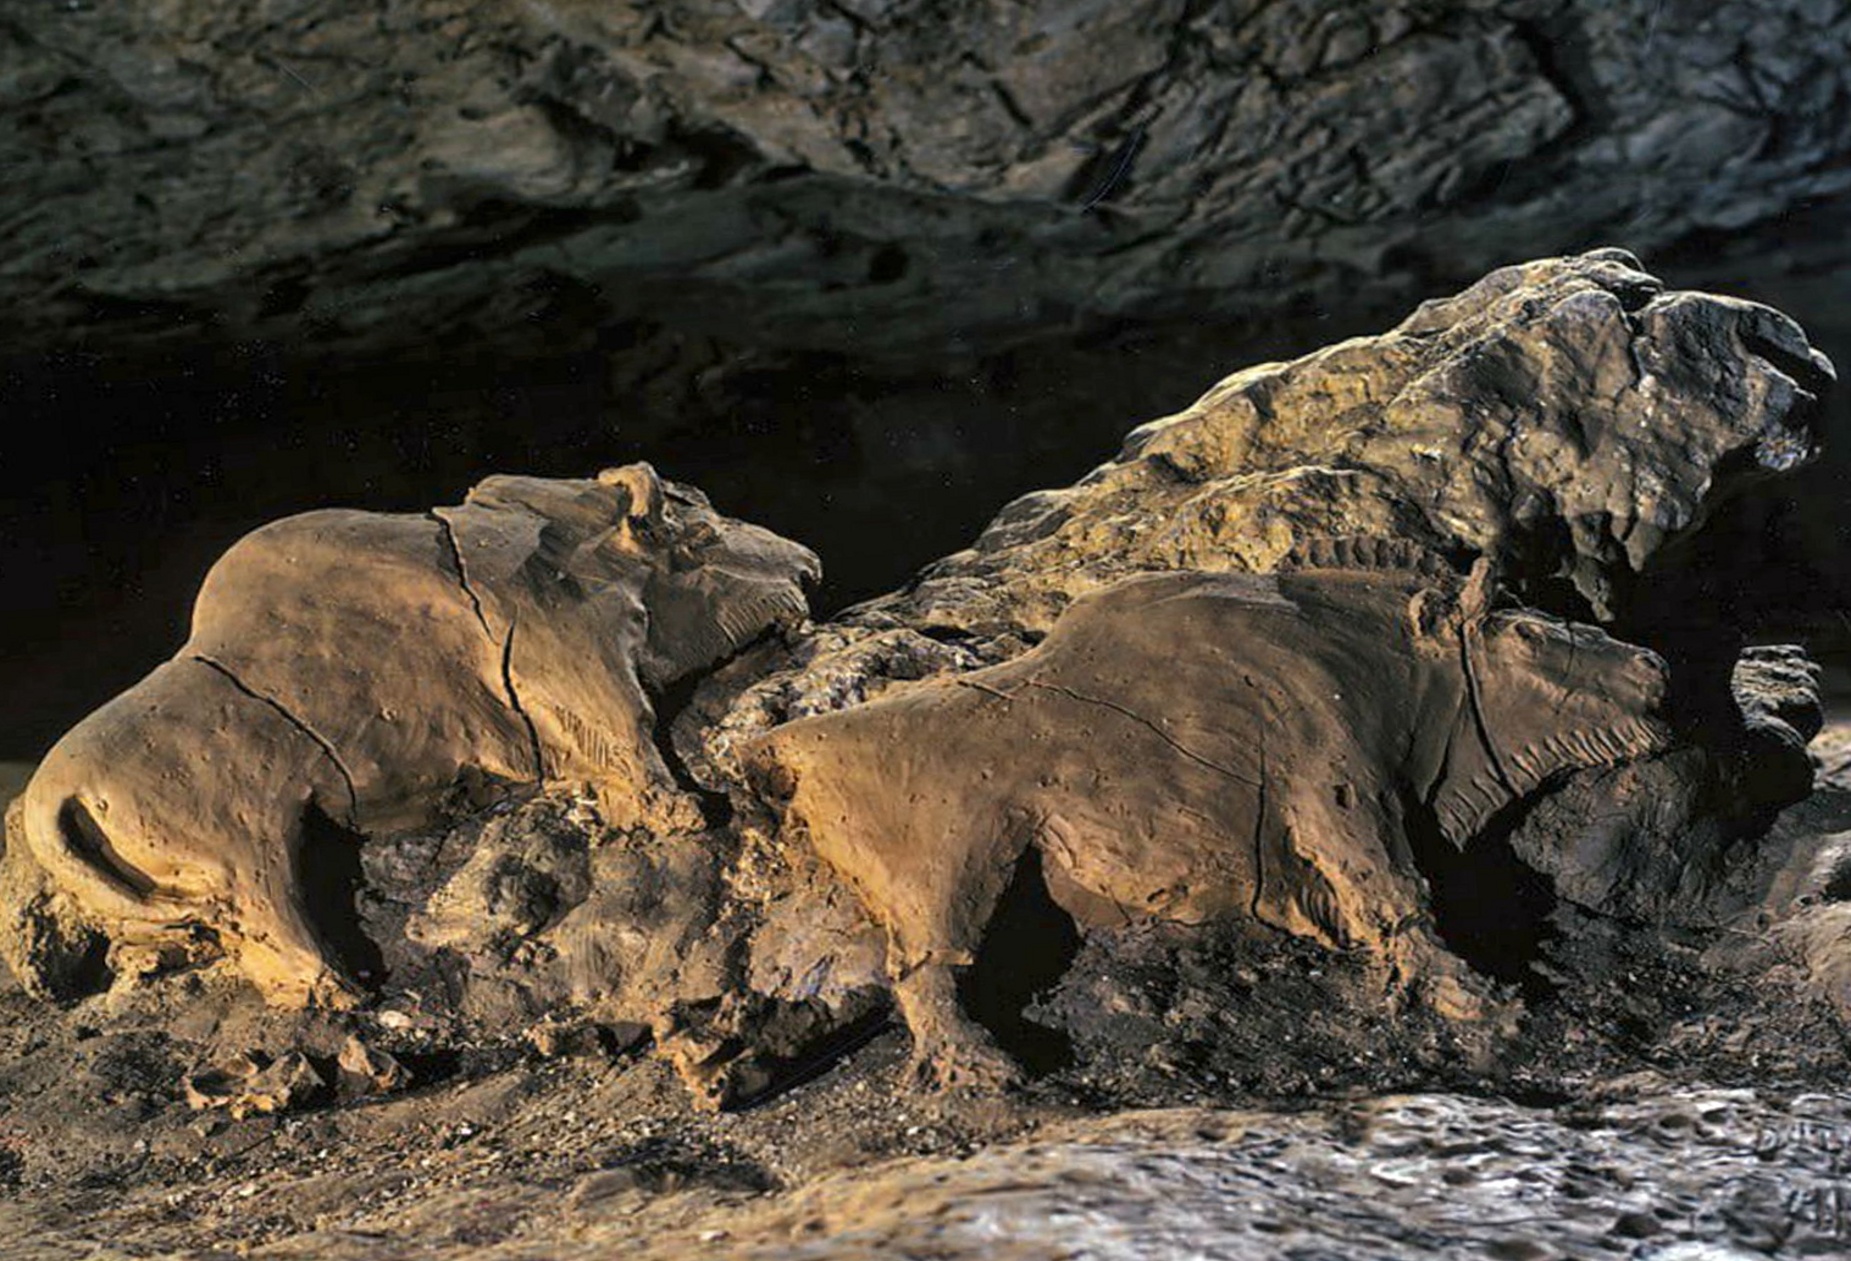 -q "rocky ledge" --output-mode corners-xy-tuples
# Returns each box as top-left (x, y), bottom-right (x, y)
(7, 3), (1851, 364)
